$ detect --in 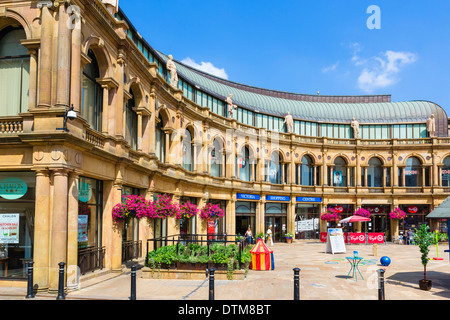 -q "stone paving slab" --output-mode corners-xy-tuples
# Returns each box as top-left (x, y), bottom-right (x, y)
(0, 241), (449, 300)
